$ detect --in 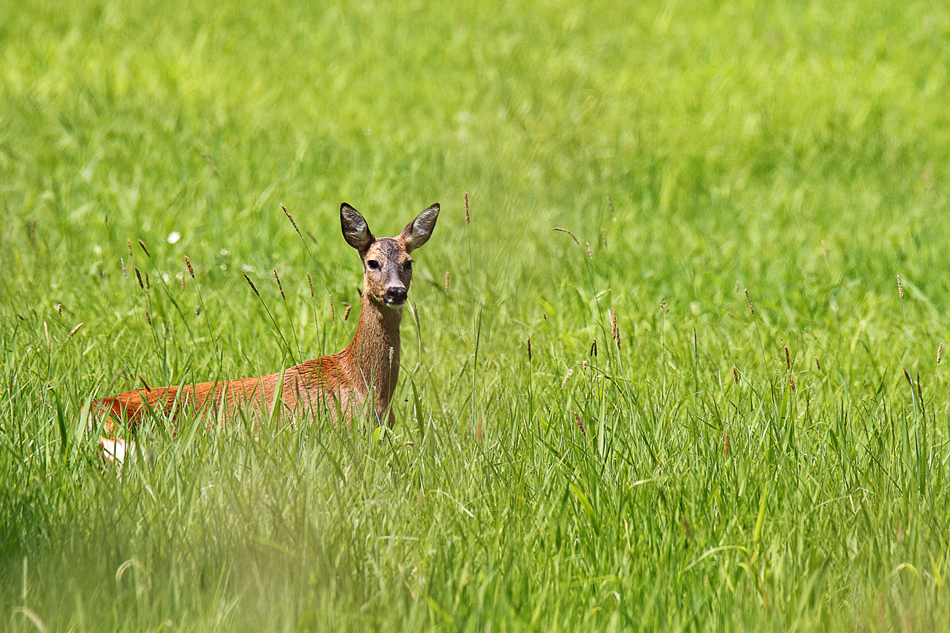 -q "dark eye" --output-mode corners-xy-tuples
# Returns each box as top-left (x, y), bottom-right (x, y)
(404, 260), (413, 271)
(367, 260), (380, 270)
